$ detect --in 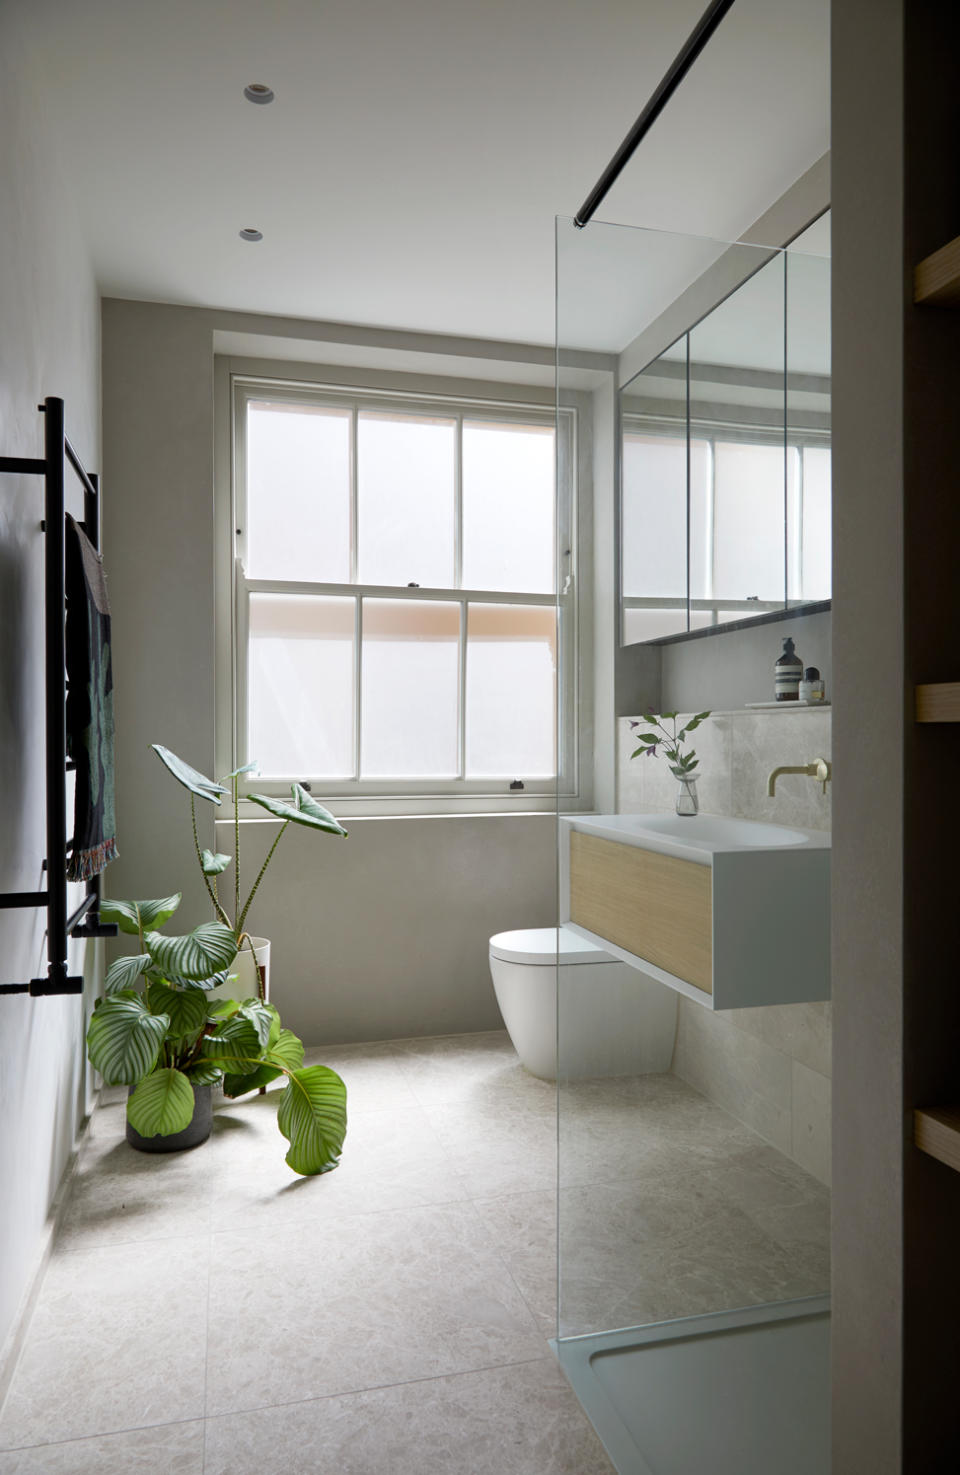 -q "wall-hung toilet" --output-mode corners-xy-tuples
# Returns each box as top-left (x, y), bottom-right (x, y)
(488, 926), (678, 1082)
